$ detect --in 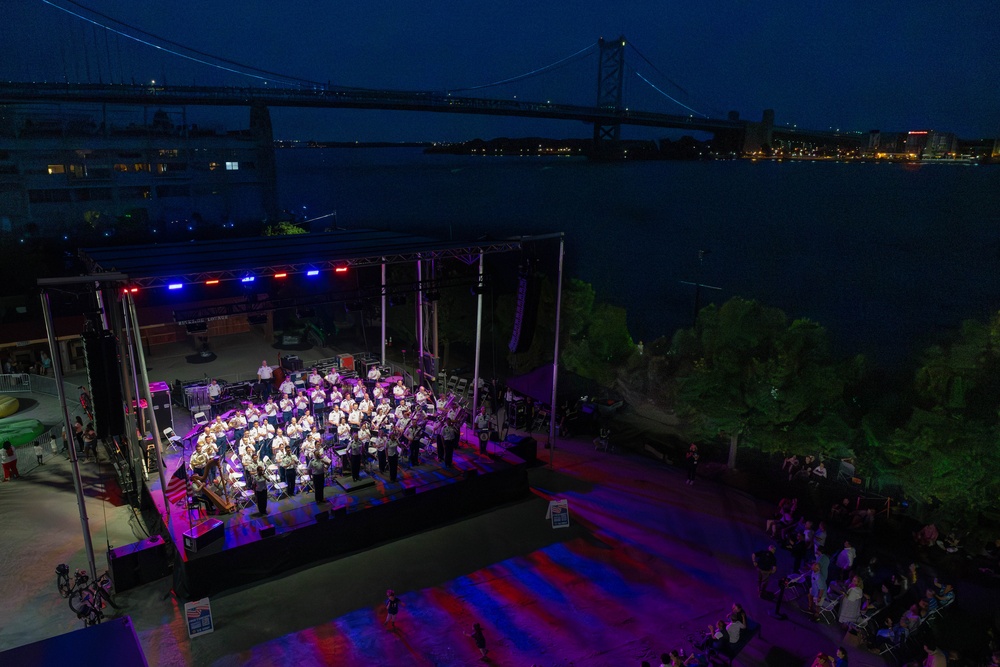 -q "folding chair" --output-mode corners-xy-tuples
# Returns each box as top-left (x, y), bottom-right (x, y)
(162, 427), (183, 453)
(193, 411), (209, 426)
(817, 592), (842, 624)
(297, 473), (313, 495)
(267, 466), (288, 499)
(455, 378), (468, 398)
